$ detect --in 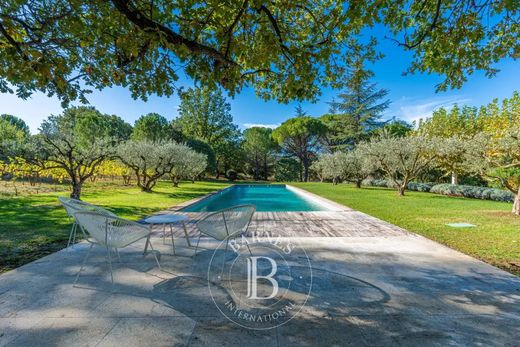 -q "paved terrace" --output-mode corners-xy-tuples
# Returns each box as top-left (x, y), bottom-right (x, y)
(1, 207), (519, 346)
